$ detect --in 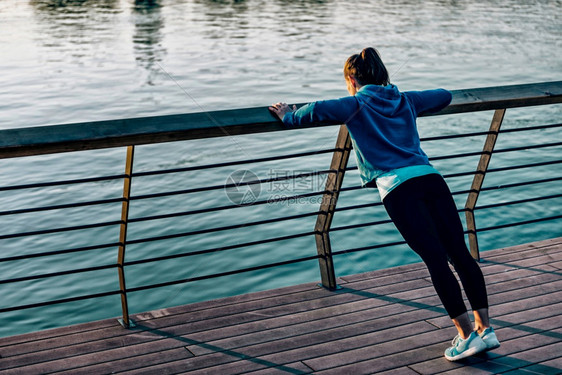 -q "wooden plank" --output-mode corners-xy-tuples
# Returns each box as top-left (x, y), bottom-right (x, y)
(312, 343), (493, 375)
(306, 304), (561, 372)
(184, 306), (444, 357)
(141, 279), (438, 357)
(484, 264), (560, 285)
(131, 266), (419, 326)
(0, 342), (192, 374)
(3, 272), (429, 356)
(178, 276), (560, 374)
(376, 367), (427, 375)
(0, 282), (320, 348)
(486, 272), (562, 295)
(112, 320), (438, 375)
(338, 261), (427, 282)
(438, 81), (562, 115)
(466, 335), (562, 375)
(105, 293), (560, 375)
(311, 326), (562, 375)
(521, 356), (562, 375)
(131, 271), (435, 333)
(488, 281), (562, 306)
(0, 277), (439, 371)
(142, 280), (320, 315)
(0, 279), (435, 363)
(1, 240), (553, 356)
(304, 328), (457, 372)
(480, 241), (562, 264)
(0, 238), (560, 374)
(0, 253), (550, 362)
(0, 107), (286, 159)
(54, 347), (194, 375)
(0, 81), (560, 159)
(489, 329), (562, 360)
(241, 361), (314, 375)
(408, 315), (562, 374)
(428, 299), (562, 339)
(0, 318), (120, 348)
